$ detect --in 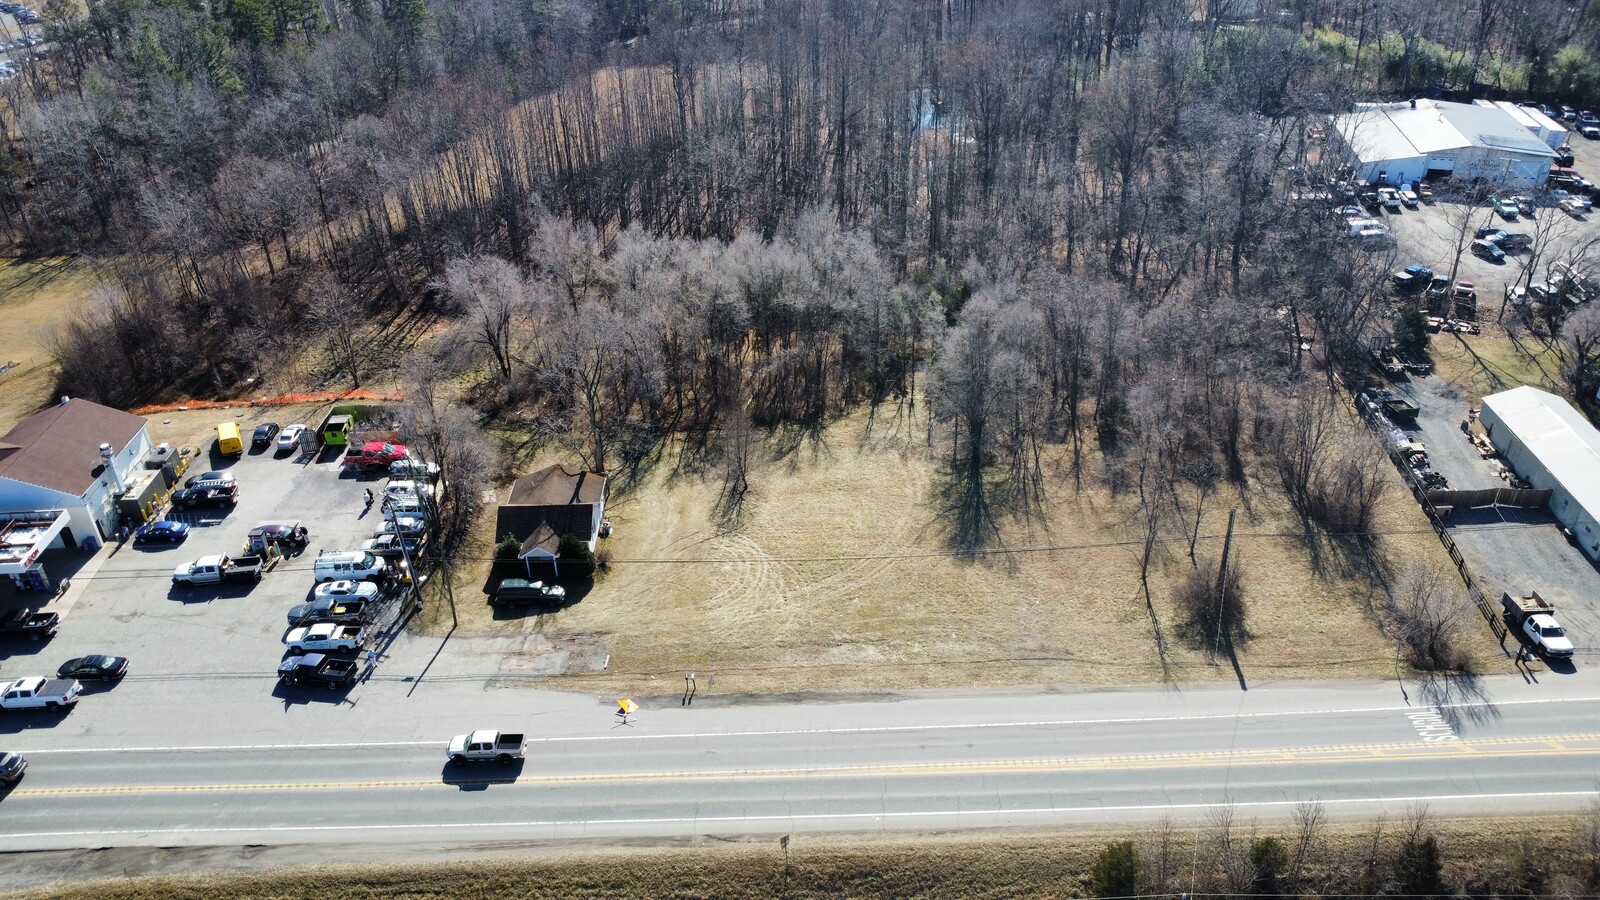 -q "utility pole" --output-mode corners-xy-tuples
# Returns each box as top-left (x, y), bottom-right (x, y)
(1215, 507), (1237, 607)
